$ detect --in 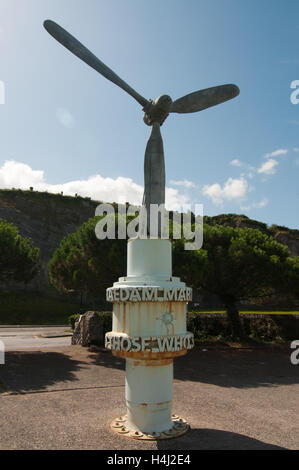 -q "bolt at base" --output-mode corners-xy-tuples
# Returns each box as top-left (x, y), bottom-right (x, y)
(110, 414), (189, 440)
